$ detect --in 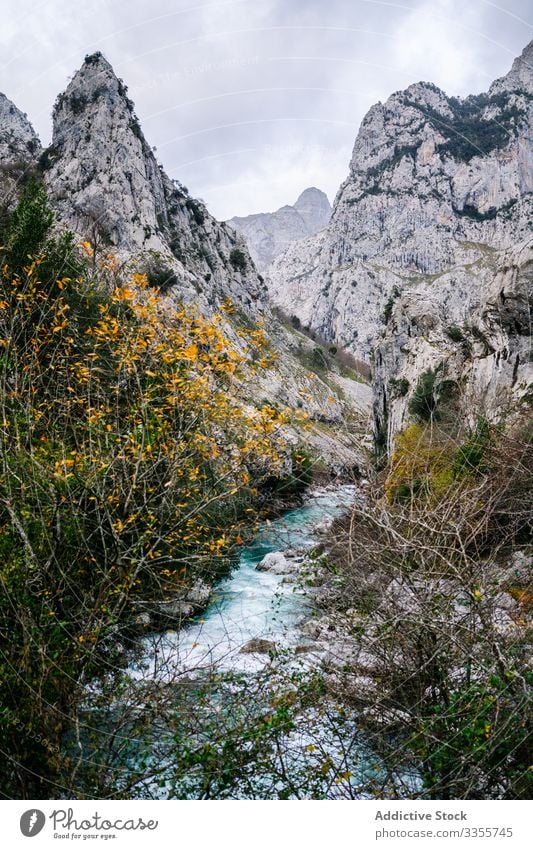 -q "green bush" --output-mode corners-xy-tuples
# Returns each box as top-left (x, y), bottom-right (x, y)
(408, 368), (441, 421)
(37, 146), (60, 173)
(185, 198), (205, 226)
(445, 325), (464, 343)
(146, 264), (178, 292)
(311, 346), (329, 370)
(389, 377), (410, 397)
(69, 93), (88, 115)
(454, 204), (497, 221)
(4, 178), (52, 268)
(409, 92), (525, 163)
(229, 248), (247, 272)
(452, 417), (491, 476)
(2, 178), (83, 287)
(382, 286), (400, 325)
